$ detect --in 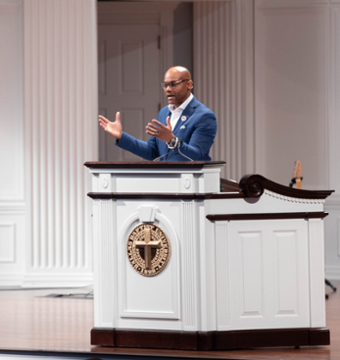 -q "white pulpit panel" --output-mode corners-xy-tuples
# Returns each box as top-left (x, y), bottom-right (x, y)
(122, 265), (178, 318)
(273, 230), (300, 316)
(221, 219), (309, 330)
(239, 231), (263, 317)
(116, 201), (182, 327)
